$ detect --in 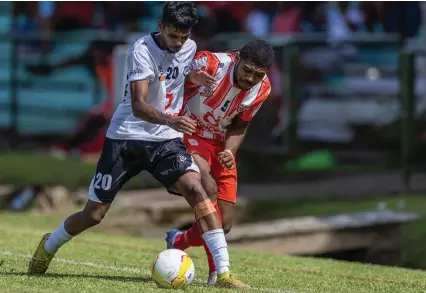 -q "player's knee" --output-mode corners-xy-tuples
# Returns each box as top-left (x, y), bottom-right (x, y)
(88, 210), (105, 226)
(181, 176), (207, 201)
(82, 204), (107, 226)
